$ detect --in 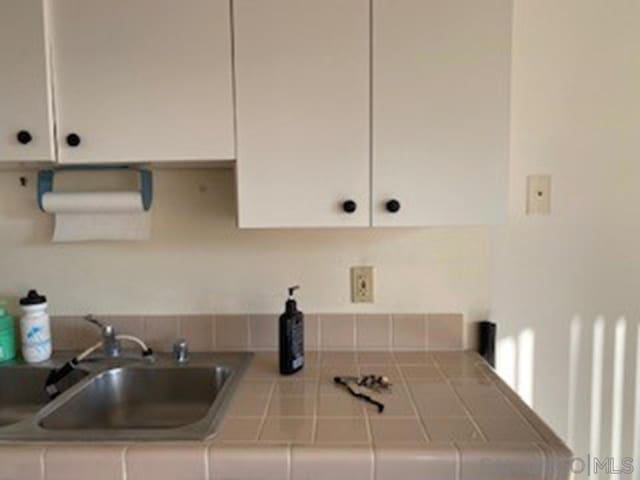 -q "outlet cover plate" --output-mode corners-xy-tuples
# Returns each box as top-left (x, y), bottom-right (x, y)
(351, 266), (374, 303)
